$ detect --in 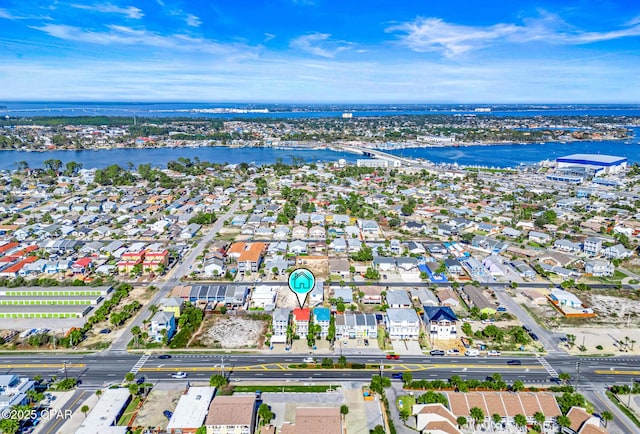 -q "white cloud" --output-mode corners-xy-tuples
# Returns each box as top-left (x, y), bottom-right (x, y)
(70, 3), (144, 20)
(264, 33), (276, 42)
(289, 33), (352, 58)
(30, 24), (259, 58)
(387, 15), (640, 57)
(0, 8), (17, 19)
(185, 14), (201, 27)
